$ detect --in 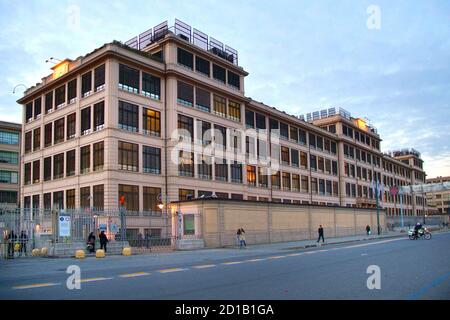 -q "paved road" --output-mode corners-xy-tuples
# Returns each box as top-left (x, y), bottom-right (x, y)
(1, 232), (449, 299)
